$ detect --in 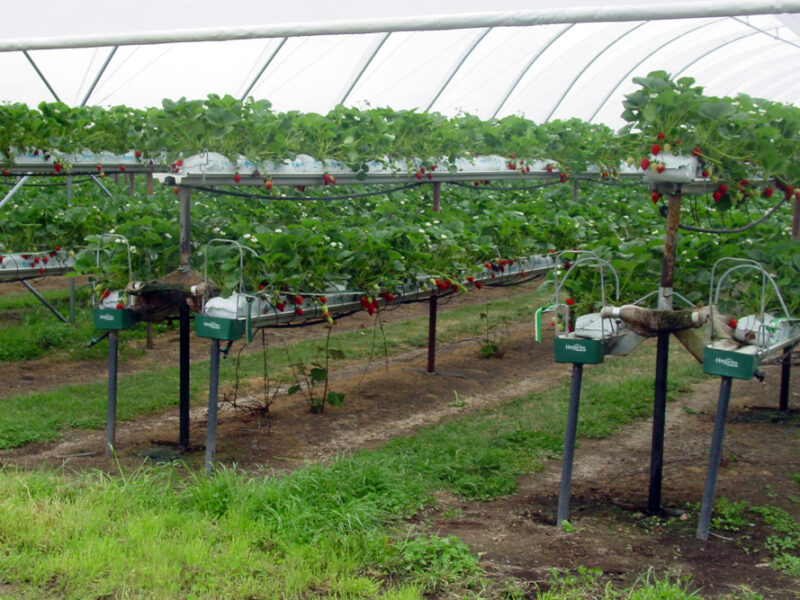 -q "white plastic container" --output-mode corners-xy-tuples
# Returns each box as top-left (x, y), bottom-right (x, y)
(734, 313), (793, 347)
(205, 291), (263, 319)
(573, 312), (619, 340)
